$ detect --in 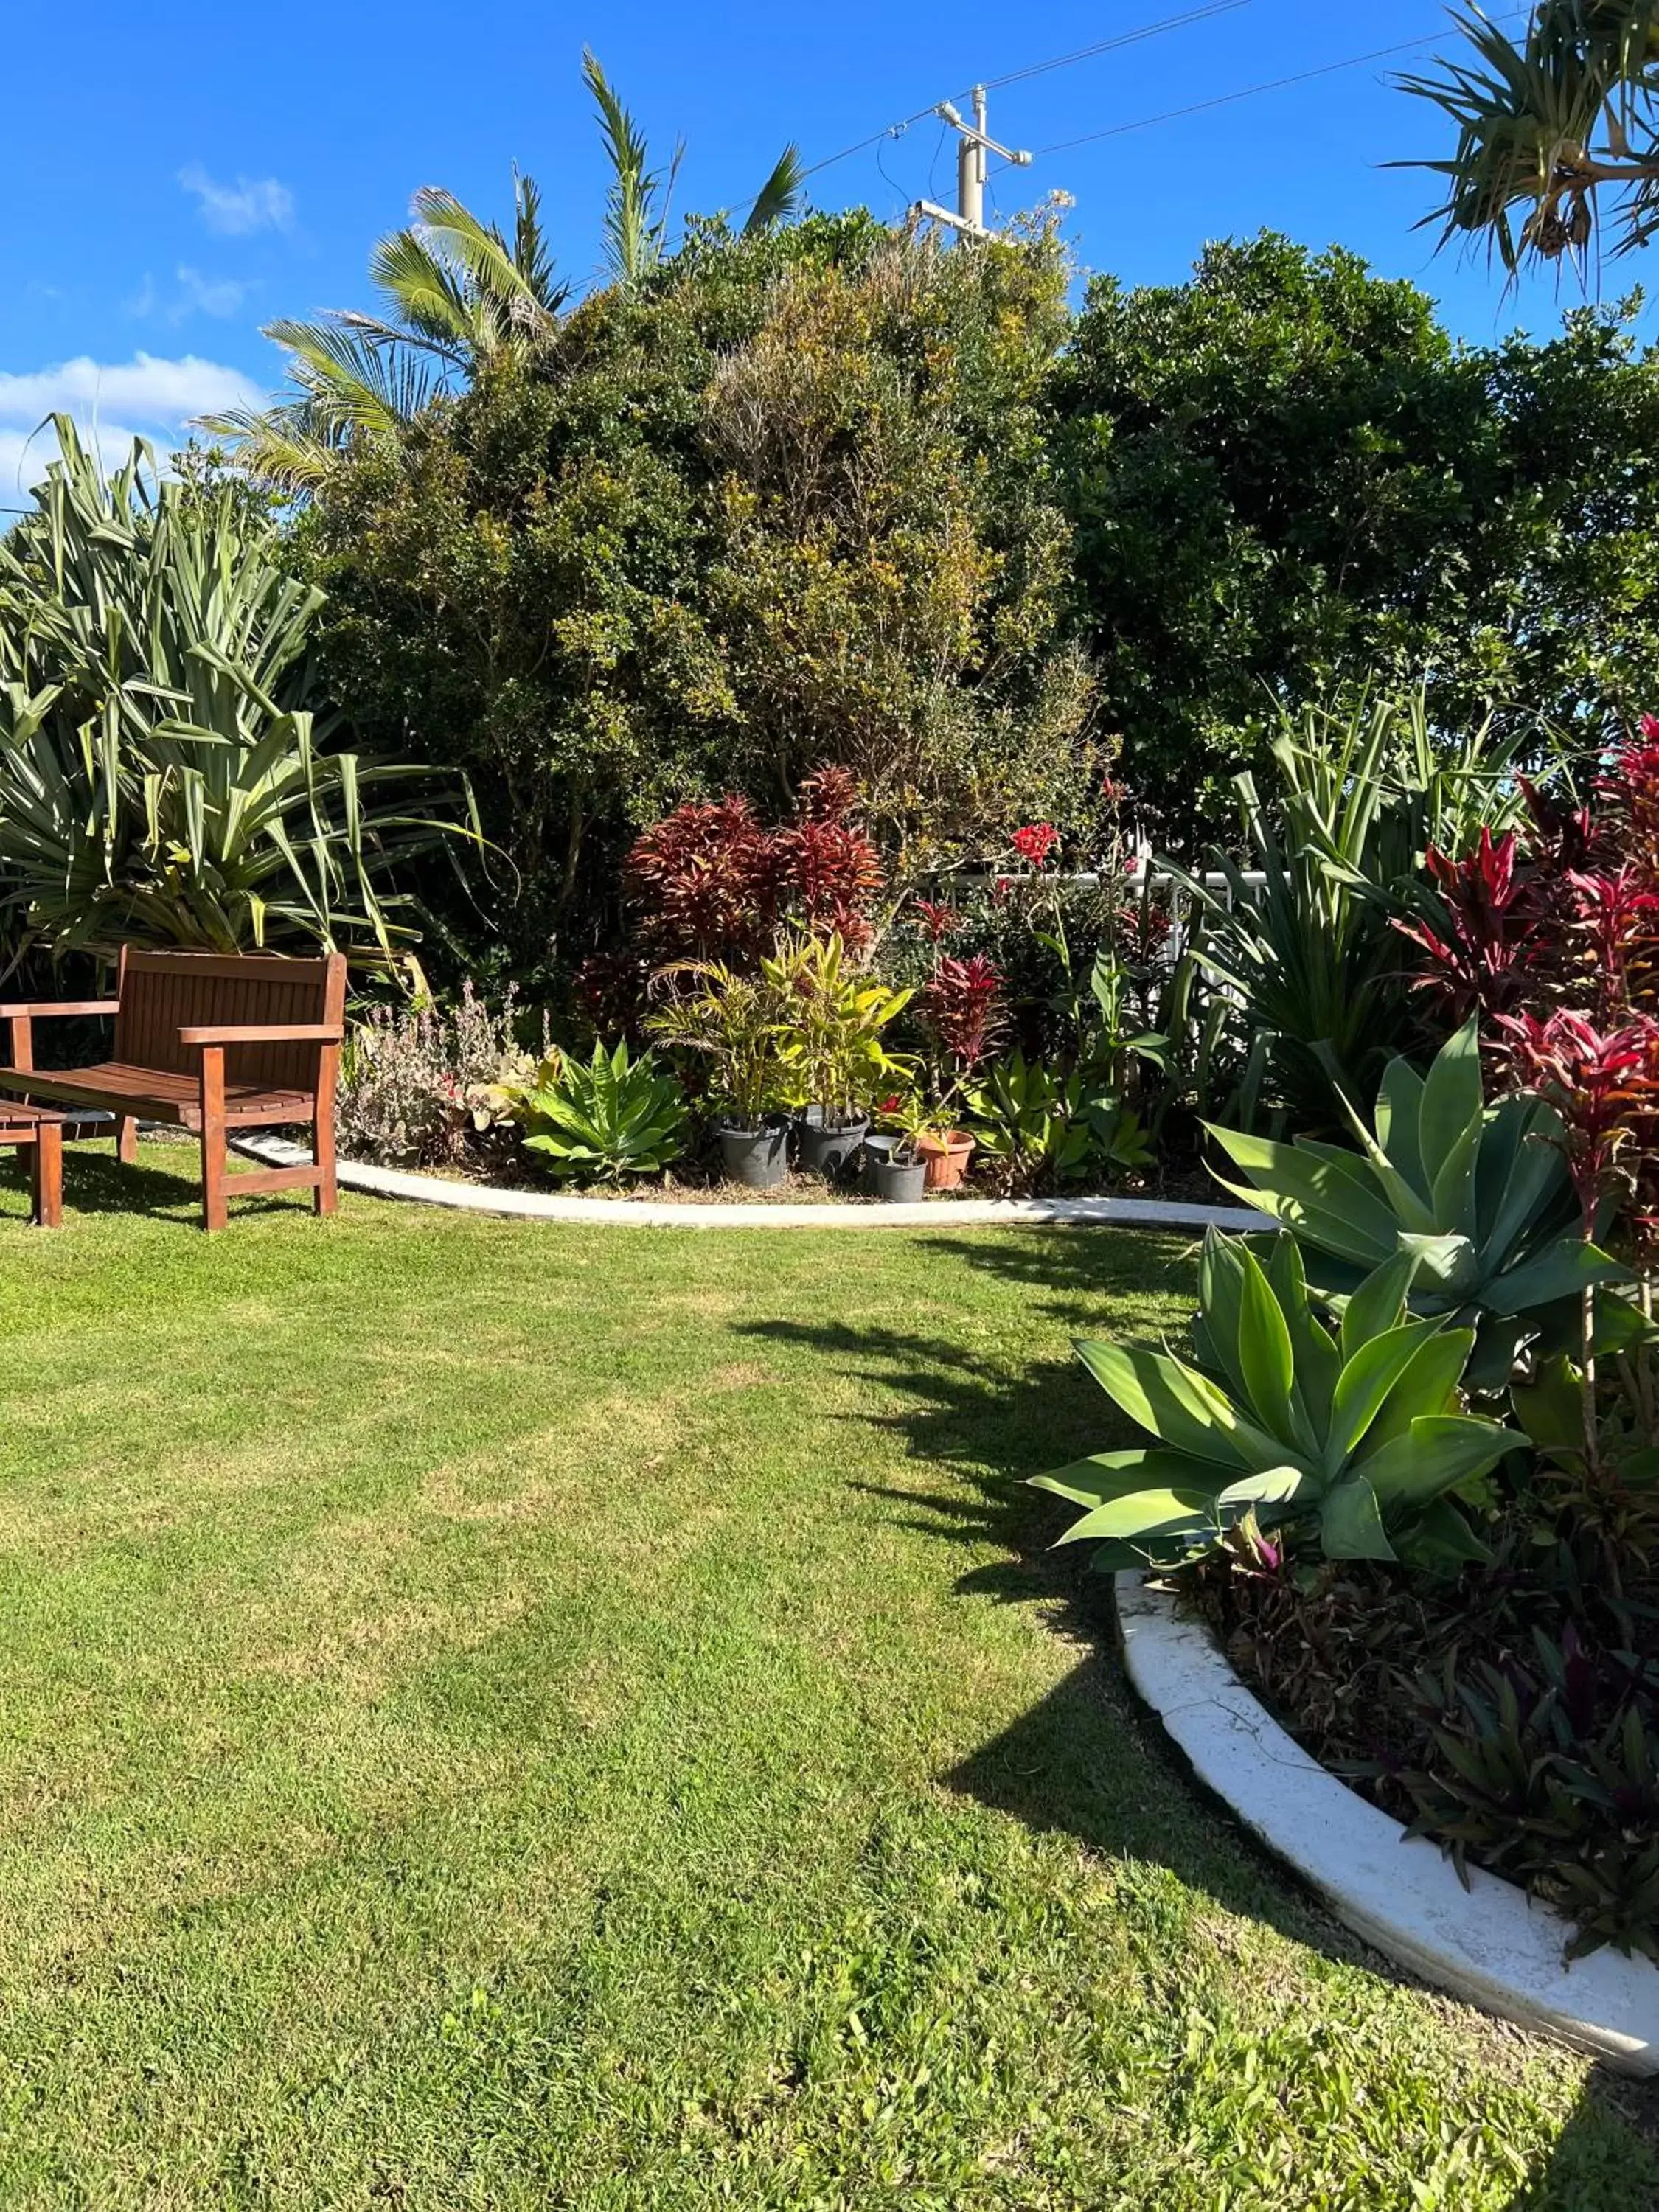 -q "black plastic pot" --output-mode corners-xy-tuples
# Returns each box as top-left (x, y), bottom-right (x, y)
(869, 1153), (928, 1203)
(717, 1121), (788, 1191)
(858, 1130), (899, 1192)
(796, 1113), (869, 1181)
